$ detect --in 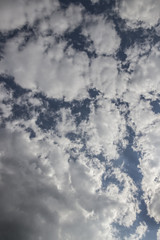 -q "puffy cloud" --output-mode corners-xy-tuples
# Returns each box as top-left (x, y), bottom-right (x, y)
(0, 83), (13, 120)
(119, 0), (160, 28)
(1, 0), (160, 238)
(135, 121), (160, 222)
(80, 98), (128, 160)
(90, 0), (100, 4)
(119, 42), (160, 224)
(129, 47), (160, 96)
(48, 4), (84, 36)
(0, 128), (61, 240)
(89, 56), (127, 98)
(124, 222), (147, 240)
(39, 3), (84, 36)
(0, 0), (84, 39)
(122, 43), (160, 108)
(1, 36), (90, 100)
(82, 16), (120, 55)
(0, 0), (59, 31)
(157, 228), (160, 239)
(0, 86), (139, 239)
(124, 42), (151, 73)
(0, 119), (139, 240)
(90, 0), (111, 4)
(126, 98), (160, 223)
